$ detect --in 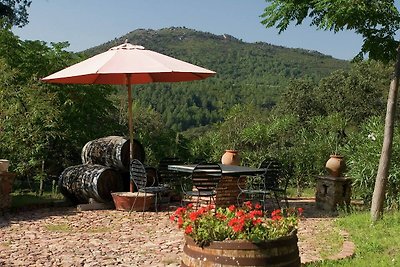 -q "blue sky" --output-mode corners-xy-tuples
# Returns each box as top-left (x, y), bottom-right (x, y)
(13, 0), (367, 60)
